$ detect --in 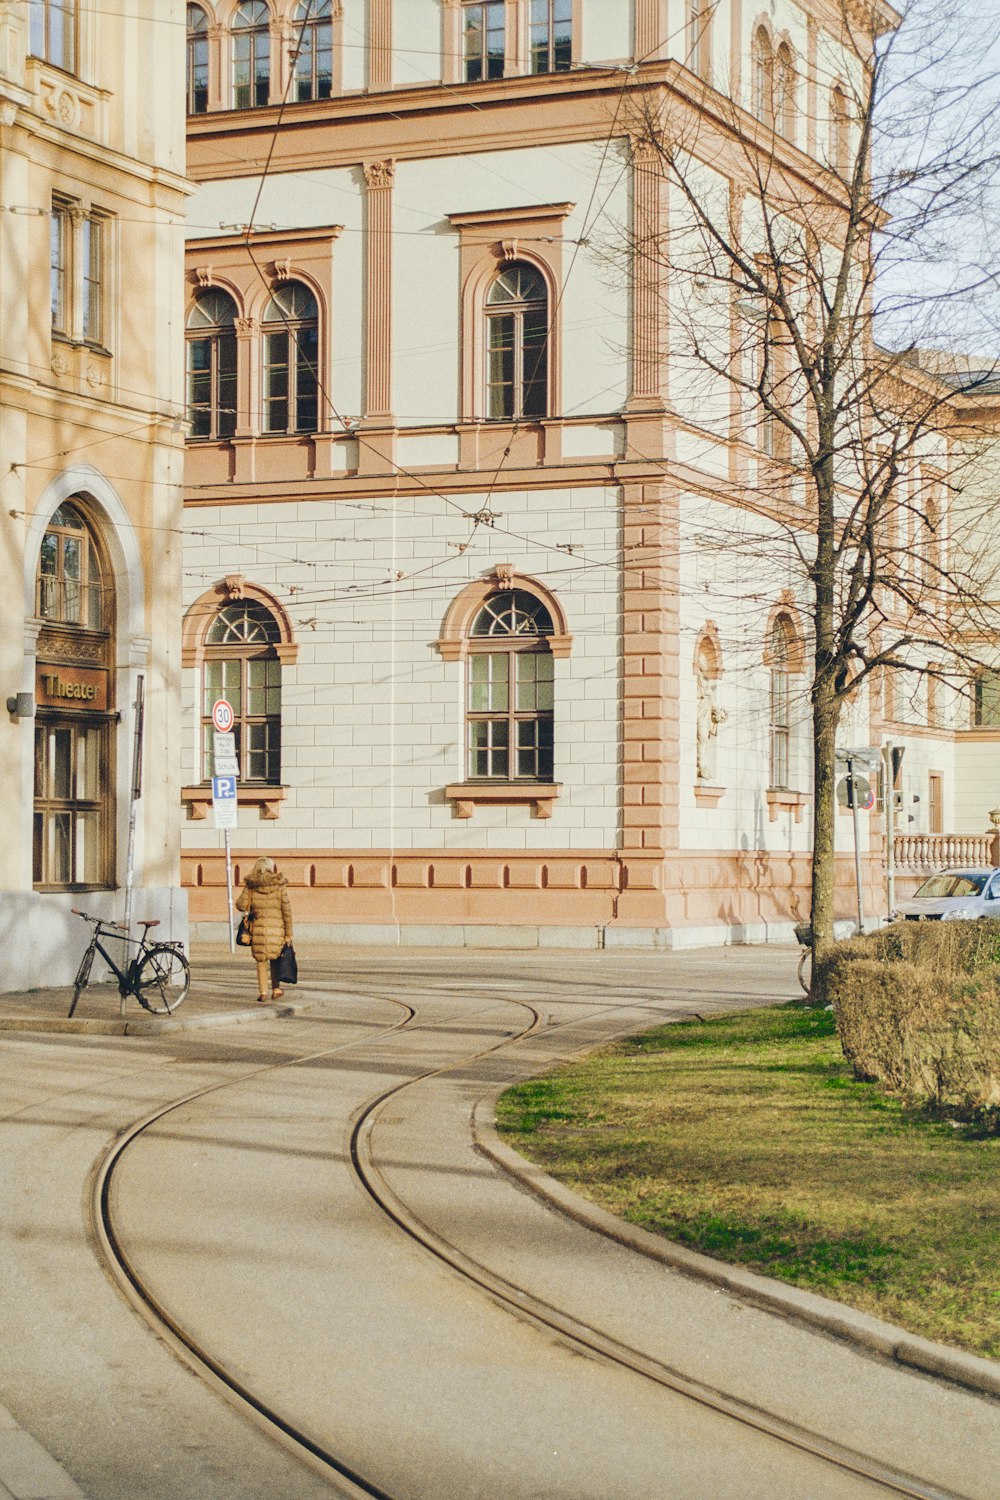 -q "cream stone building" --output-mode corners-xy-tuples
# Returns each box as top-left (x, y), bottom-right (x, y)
(0, 0), (189, 988)
(179, 0), (1000, 948)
